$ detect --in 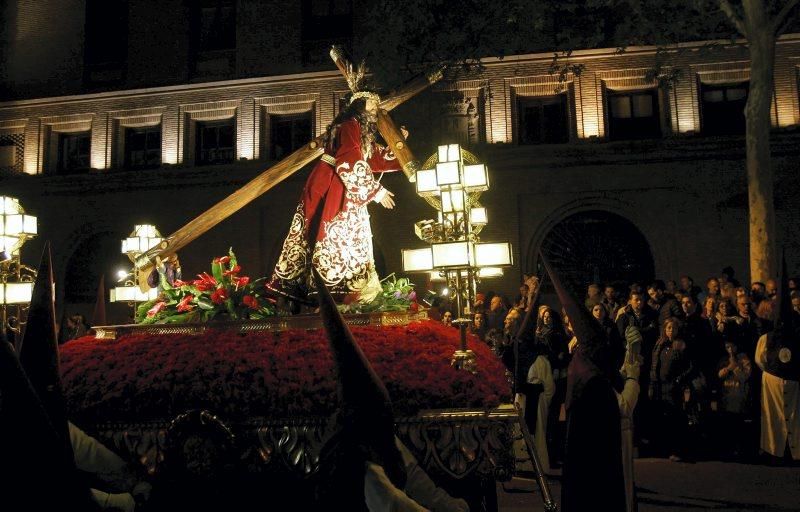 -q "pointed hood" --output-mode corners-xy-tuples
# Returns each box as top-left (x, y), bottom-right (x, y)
(18, 243), (72, 448)
(312, 267), (406, 490)
(0, 342), (88, 508)
(540, 252), (613, 409)
(91, 274), (106, 327)
(776, 250), (794, 338)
